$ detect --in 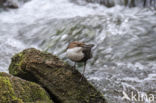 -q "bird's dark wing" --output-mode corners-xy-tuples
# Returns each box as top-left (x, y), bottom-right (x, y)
(81, 44), (94, 62)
